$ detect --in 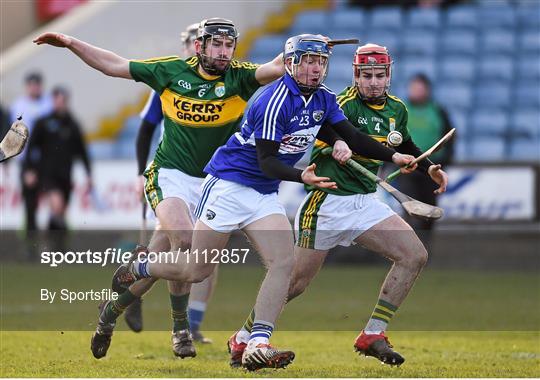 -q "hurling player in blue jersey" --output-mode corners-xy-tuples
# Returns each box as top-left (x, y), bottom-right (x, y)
(114, 34), (416, 370)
